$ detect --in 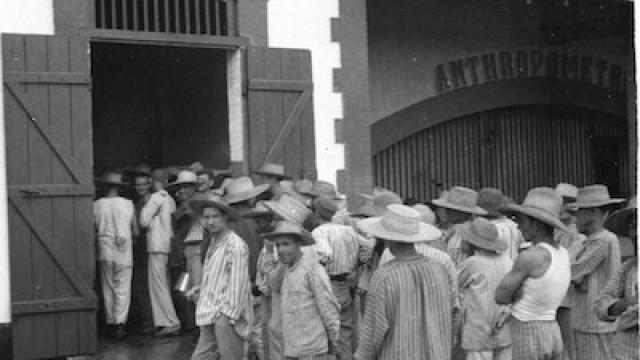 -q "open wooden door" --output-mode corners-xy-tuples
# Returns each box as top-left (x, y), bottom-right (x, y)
(246, 47), (316, 179)
(3, 34), (97, 359)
